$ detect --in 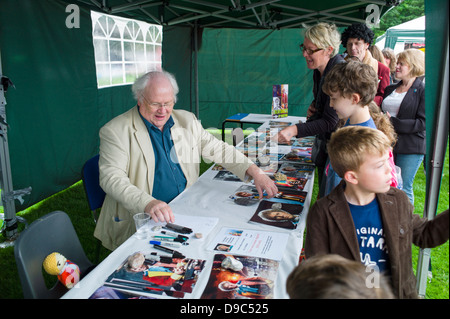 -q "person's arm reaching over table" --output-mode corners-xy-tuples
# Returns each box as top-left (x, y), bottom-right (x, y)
(246, 164), (278, 199)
